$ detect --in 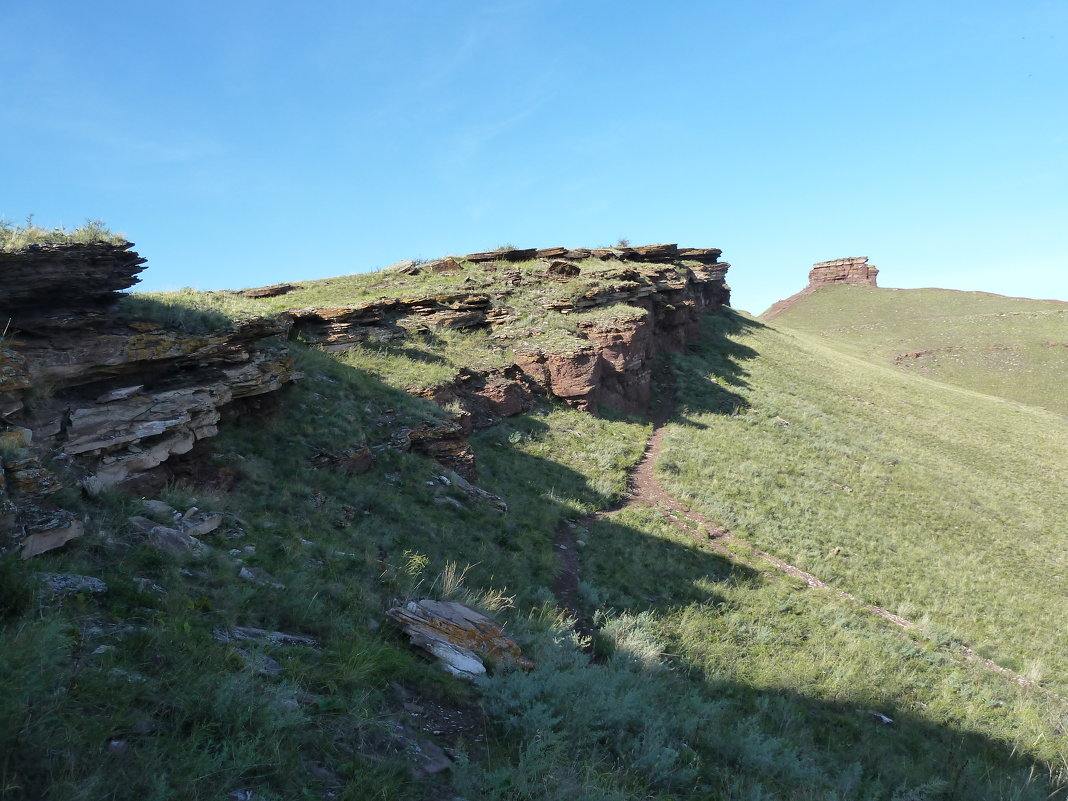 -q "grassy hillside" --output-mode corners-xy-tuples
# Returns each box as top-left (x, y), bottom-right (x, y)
(660, 311), (1068, 692)
(4, 274), (1068, 798)
(762, 285), (1068, 415)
